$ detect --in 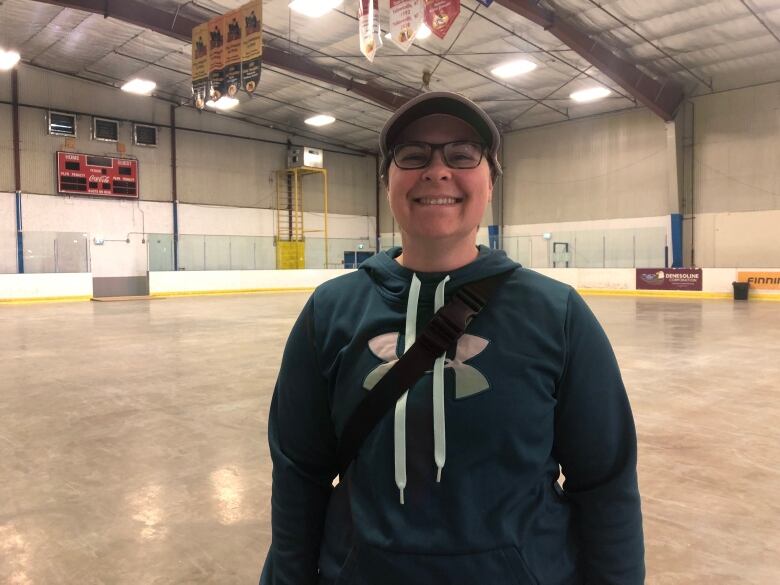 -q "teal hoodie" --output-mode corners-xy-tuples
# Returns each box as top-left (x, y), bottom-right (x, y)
(261, 246), (644, 585)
